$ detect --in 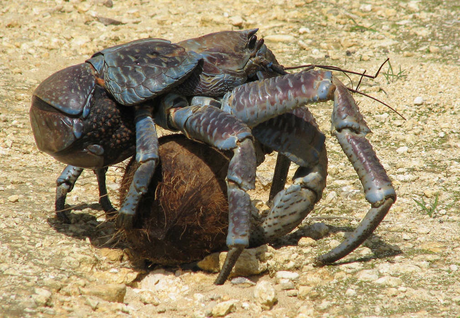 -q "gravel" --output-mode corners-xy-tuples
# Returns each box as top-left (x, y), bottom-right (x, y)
(1, 0), (460, 317)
